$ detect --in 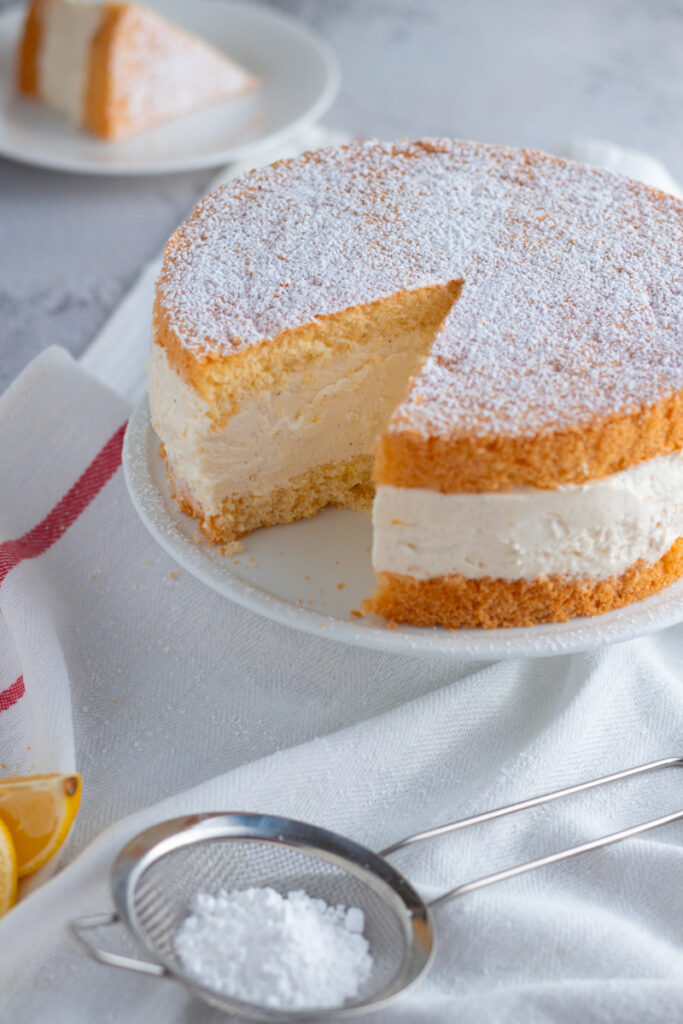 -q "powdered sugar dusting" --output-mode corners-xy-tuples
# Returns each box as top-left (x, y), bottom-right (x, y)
(158, 139), (683, 436)
(109, 5), (255, 134)
(174, 886), (373, 1009)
